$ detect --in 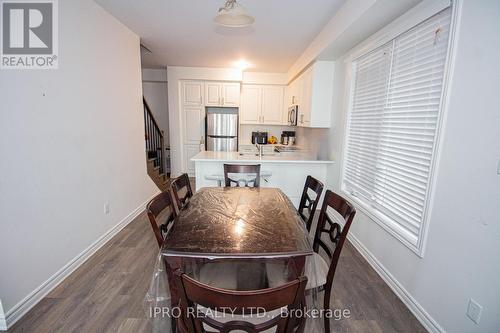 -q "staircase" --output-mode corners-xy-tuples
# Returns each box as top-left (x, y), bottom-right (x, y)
(143, 97), (170, 191)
